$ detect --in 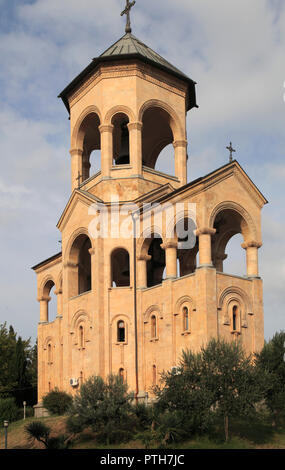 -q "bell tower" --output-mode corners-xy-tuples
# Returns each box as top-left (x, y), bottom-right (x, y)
(58, 11), (197, 201)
